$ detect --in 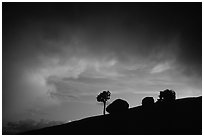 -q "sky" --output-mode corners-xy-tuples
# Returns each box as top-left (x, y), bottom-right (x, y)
(2, 2), (202, 133)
